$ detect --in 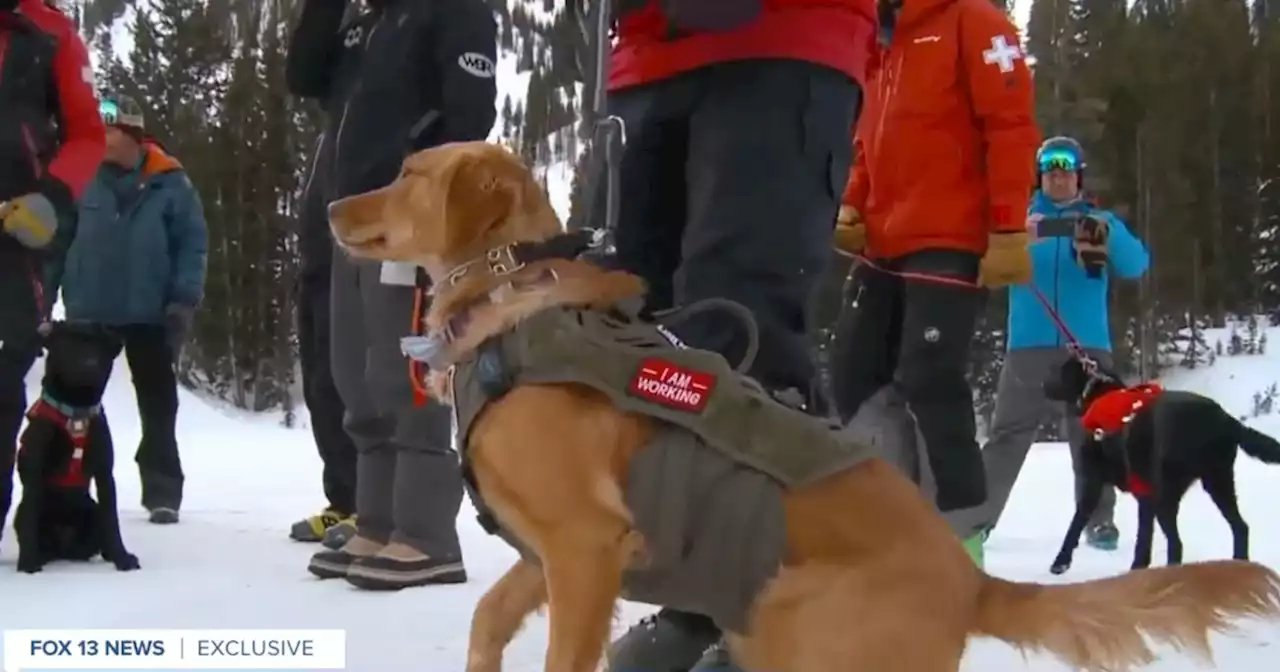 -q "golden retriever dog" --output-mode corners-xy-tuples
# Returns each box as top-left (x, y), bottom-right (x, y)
(327, 141), (1280, 672)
